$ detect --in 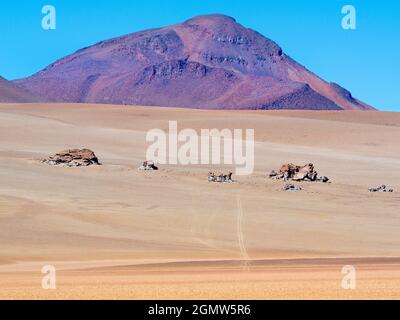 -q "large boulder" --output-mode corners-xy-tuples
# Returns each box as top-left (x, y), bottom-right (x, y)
(292, 163), (318, 181)
(43, 149), (101, 167)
